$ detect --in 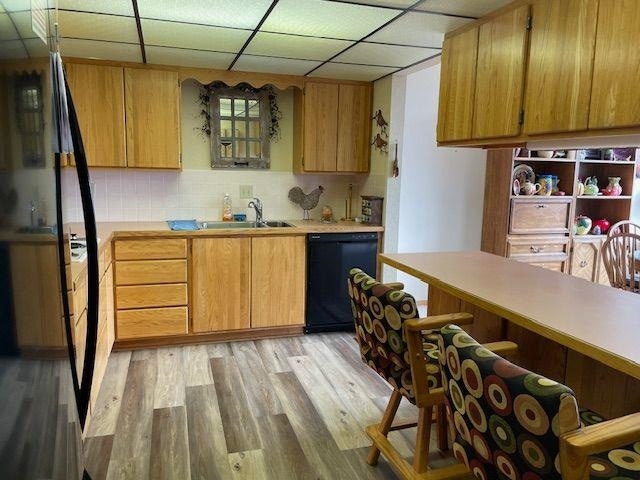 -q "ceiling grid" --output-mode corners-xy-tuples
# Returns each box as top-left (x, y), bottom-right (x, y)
(0, 0), (512, 81)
